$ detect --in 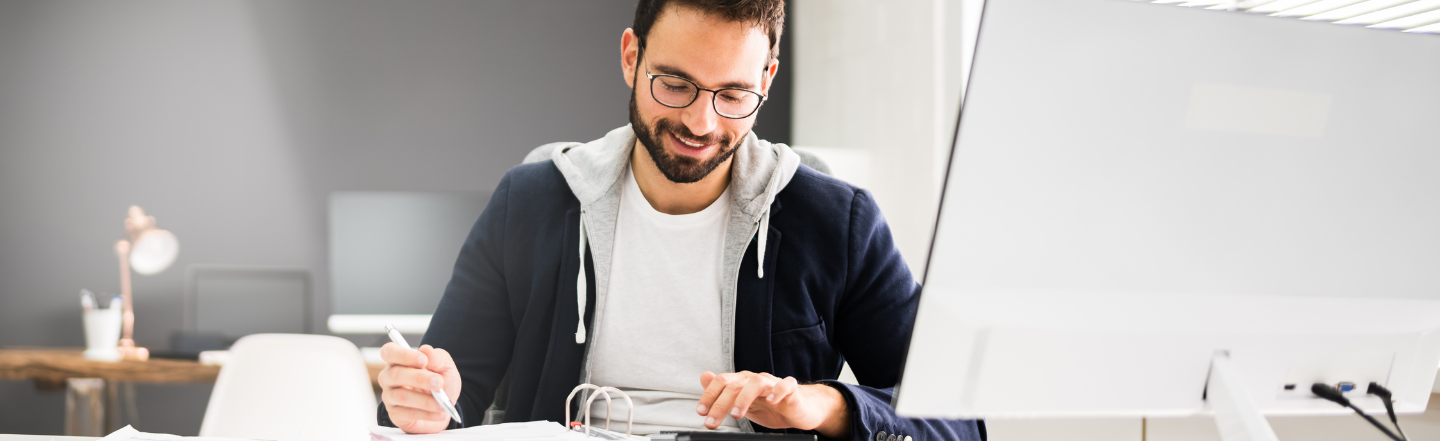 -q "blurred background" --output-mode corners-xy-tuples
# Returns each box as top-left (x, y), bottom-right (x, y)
(4, 0), (1436, 438)
(0, 0), (967, 435)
